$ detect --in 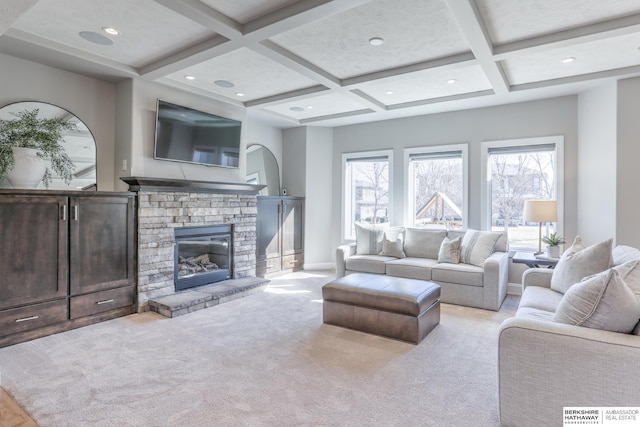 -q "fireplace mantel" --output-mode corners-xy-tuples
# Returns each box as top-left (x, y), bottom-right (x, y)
(121, 176), (265, 195)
